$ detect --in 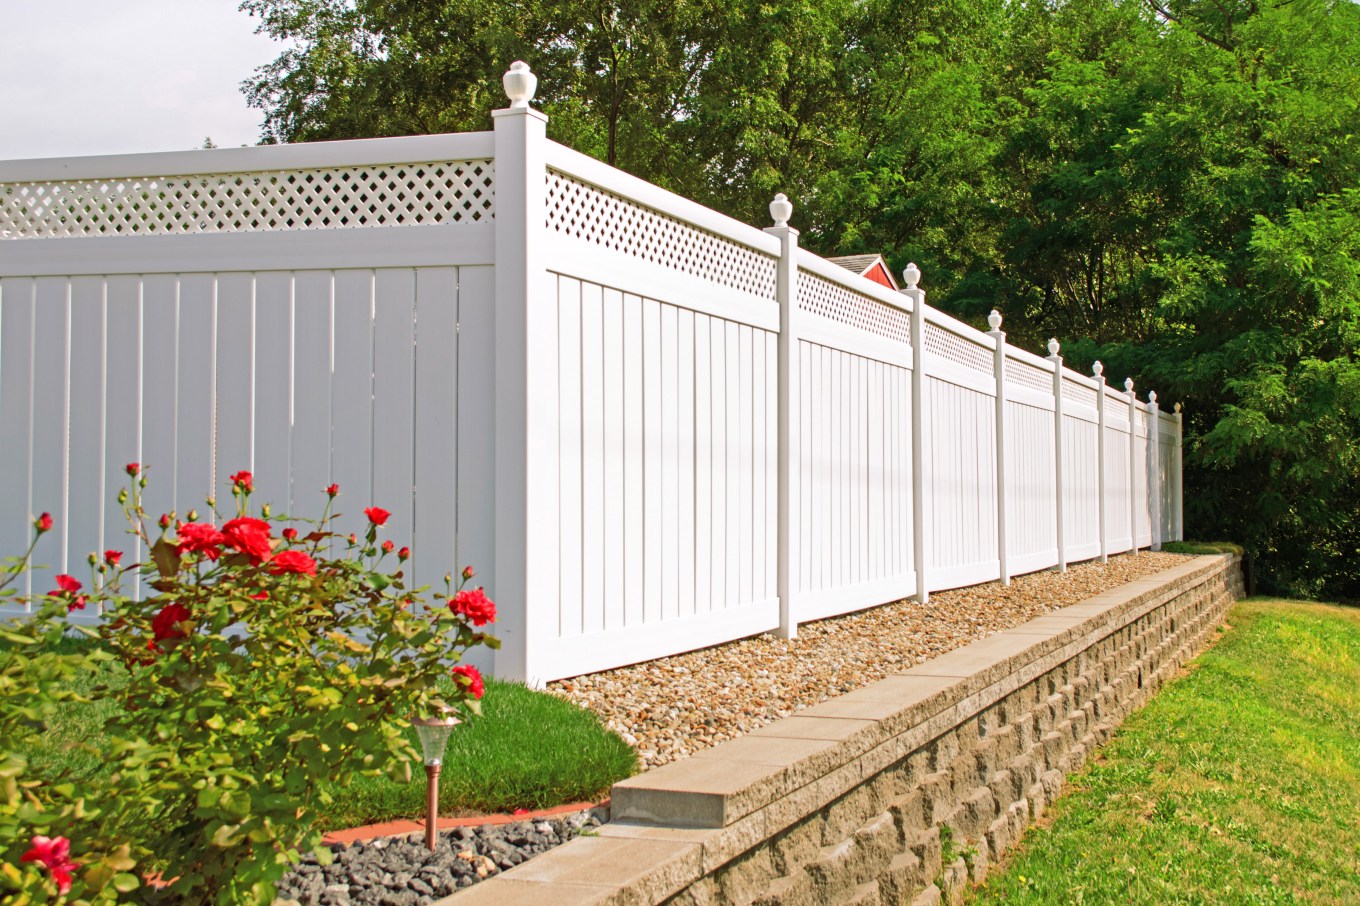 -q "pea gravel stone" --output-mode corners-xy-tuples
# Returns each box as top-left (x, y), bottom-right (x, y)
(549, 552), (1193, 769)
